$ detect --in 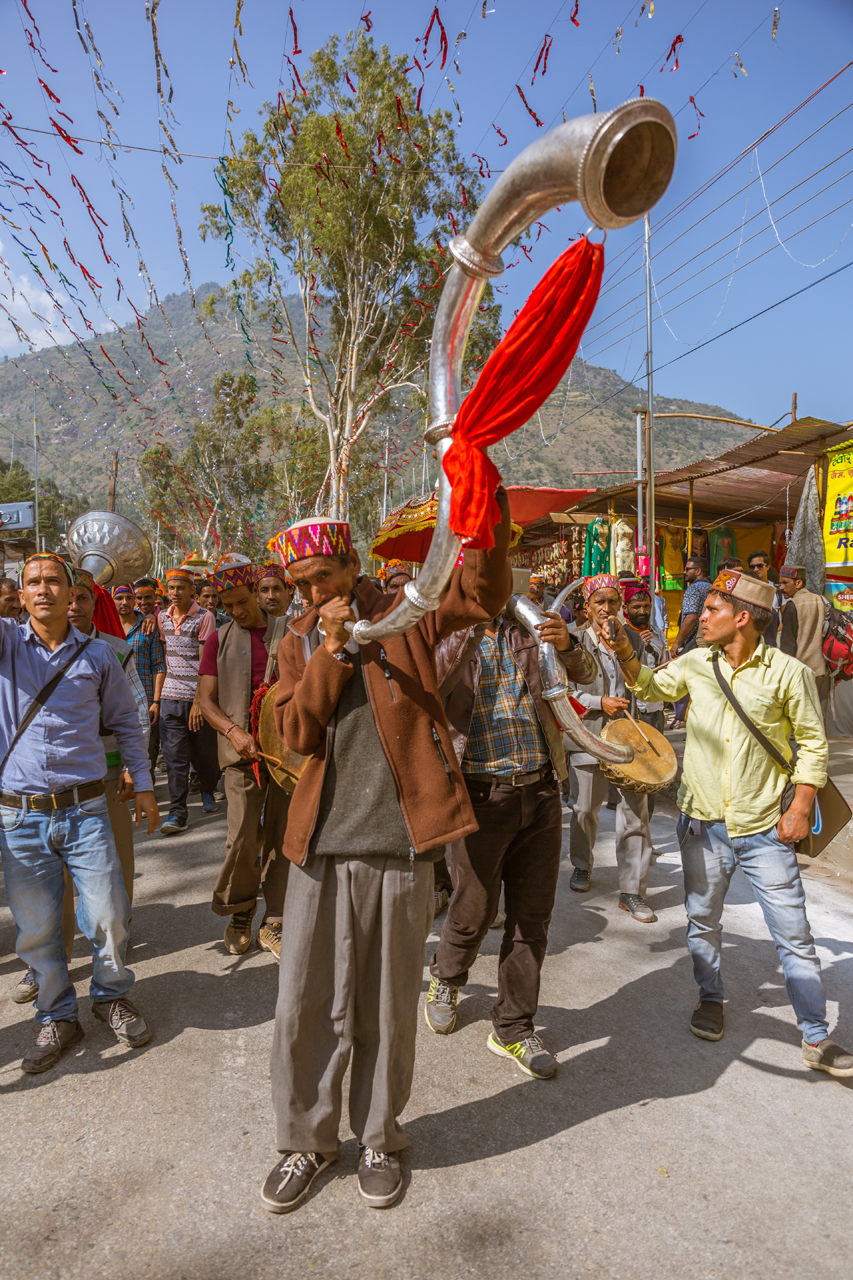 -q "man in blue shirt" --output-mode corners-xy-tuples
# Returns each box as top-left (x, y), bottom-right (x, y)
(0, 553), (159, 1074)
